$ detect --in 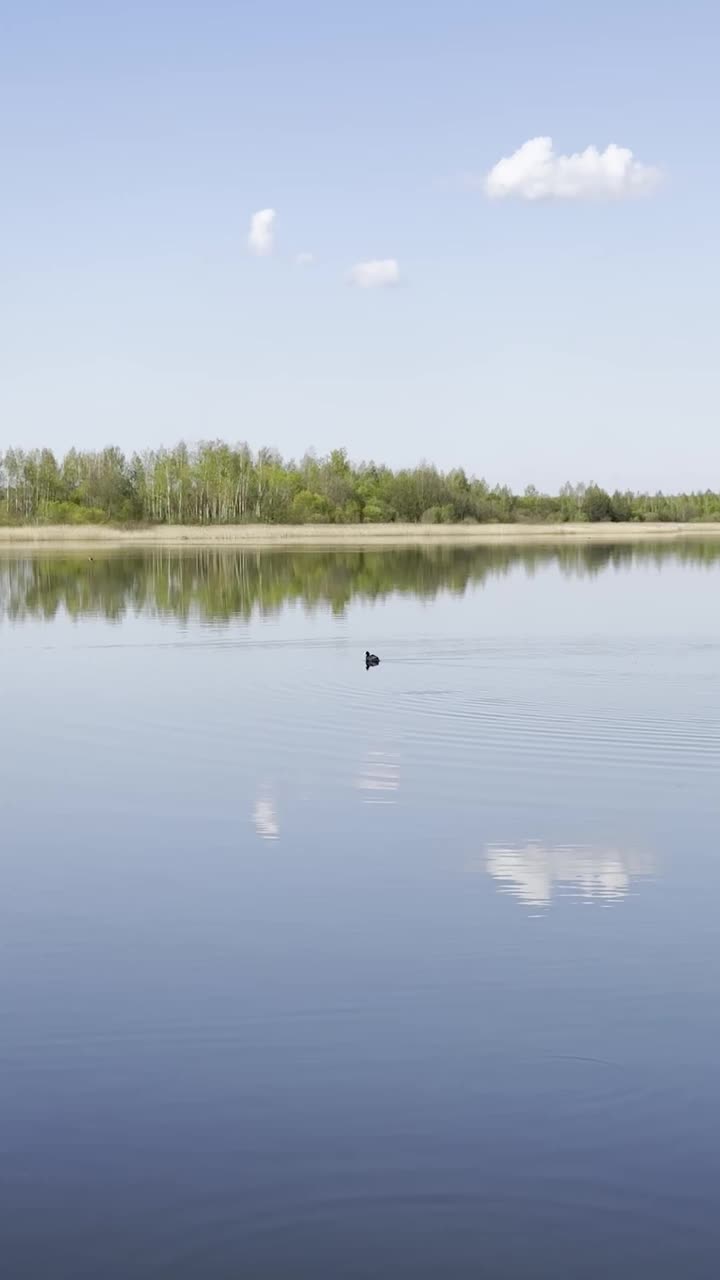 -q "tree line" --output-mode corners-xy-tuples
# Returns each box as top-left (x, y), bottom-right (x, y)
(2, 442), (720, 525)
